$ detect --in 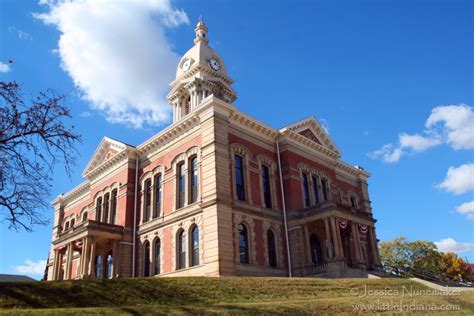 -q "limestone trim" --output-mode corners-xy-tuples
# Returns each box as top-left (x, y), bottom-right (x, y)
(92, 182), (120, 224)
